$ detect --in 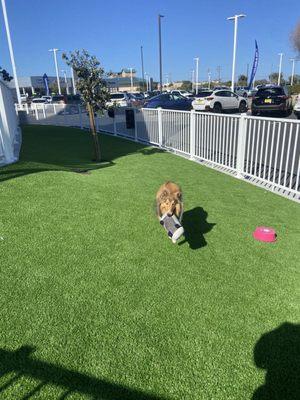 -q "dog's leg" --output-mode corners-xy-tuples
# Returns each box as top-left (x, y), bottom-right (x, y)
(175, 203), (183, 222)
